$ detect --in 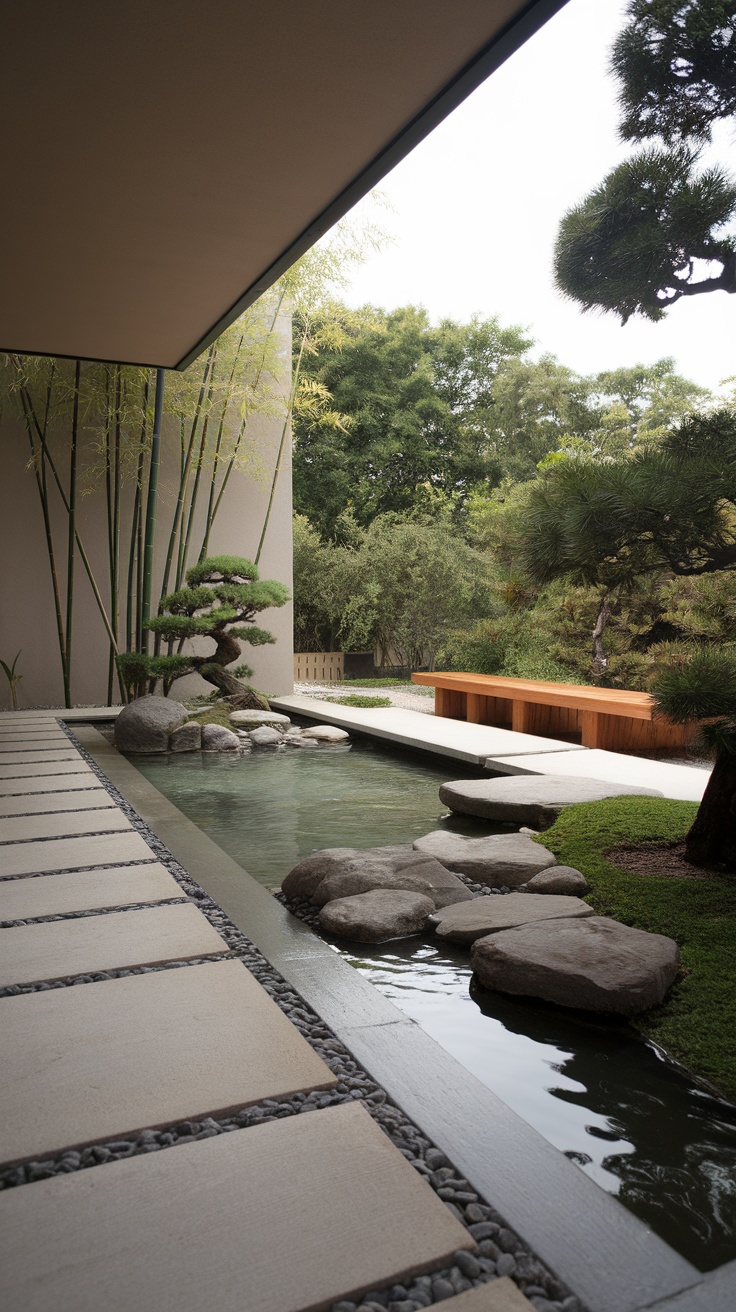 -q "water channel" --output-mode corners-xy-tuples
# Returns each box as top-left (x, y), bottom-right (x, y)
(130, 734), (736, 1270)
